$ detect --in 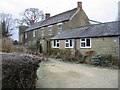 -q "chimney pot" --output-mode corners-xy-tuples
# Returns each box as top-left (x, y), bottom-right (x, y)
(45, 13), (50, 20)
(77, 2), (82, 10)
(30, 20), (35, 25)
